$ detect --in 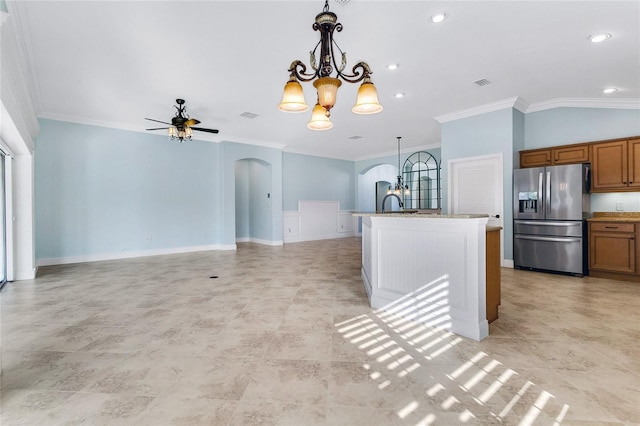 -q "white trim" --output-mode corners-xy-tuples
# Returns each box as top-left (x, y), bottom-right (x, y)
(4, 156), (14, 282)
(434, 97), (526, 123)
(36, 244), (236, 267)
(37, 113), (288, 150)
(526, 97), (640, 113)
(236, 237), (283, 246)
(354, 142), (442, 162)
(503, 259), (514, 268)
(434, 96), (640, 123)
(284, 233), (355, 244)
